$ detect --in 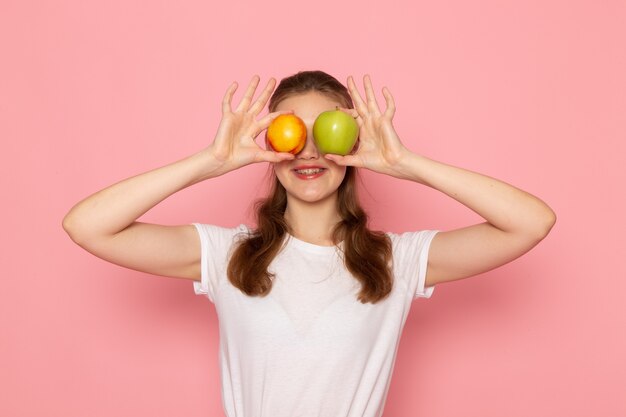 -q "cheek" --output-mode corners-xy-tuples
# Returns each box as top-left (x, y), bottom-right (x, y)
(273, 163), (291, 181)
(332, 165), (347, 178)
